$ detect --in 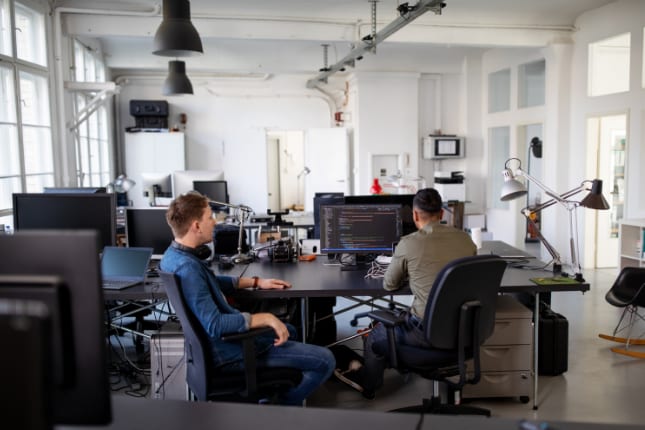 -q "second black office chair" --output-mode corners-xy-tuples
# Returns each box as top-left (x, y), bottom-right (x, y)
(366, 254), (506, 416)
(160, 272), (302, 403)
(599, 267), (645, 358)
